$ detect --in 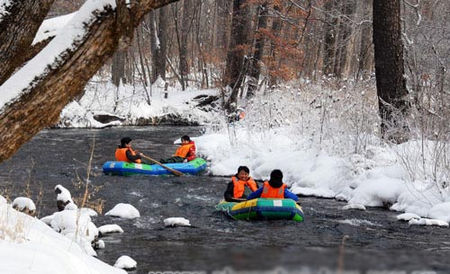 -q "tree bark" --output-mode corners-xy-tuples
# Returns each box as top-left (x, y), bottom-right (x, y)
(0, 0), (55, 85)
(111, 50), (127, 87)
(179, 0), (192, 89)
(373, 0), (409, 142)
(223, 0), (251, 112)
(0, 0), (179, 163)
(247, 3), (268, 98)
